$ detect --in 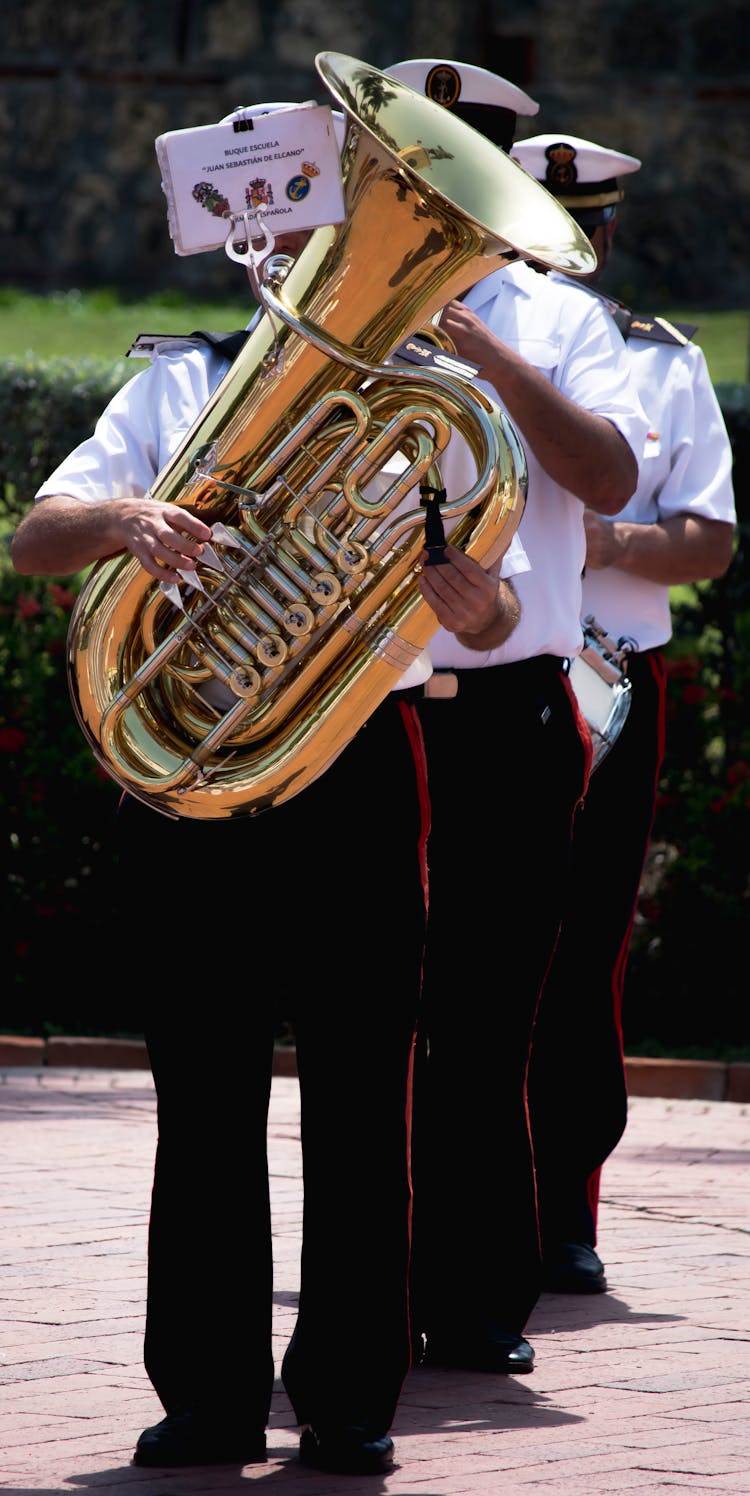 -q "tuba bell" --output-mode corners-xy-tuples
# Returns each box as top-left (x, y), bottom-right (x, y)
(66, 51), (596, 820)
